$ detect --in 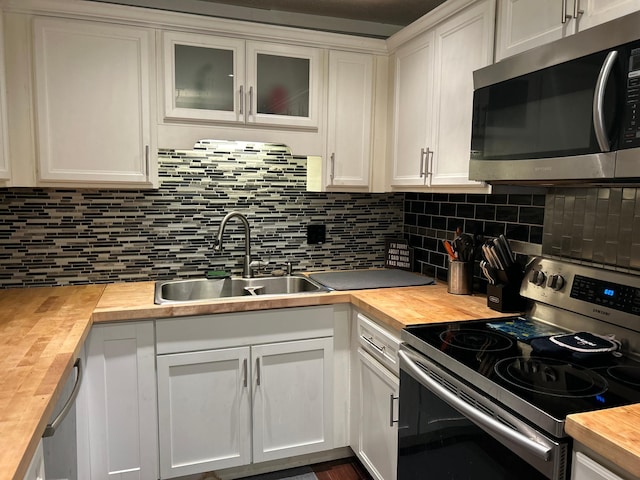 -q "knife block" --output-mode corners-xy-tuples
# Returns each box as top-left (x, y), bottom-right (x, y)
(487, 282), (526, 313)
